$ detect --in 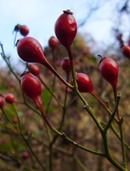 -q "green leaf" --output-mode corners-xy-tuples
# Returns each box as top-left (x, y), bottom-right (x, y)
(41, 88), (52, 109)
